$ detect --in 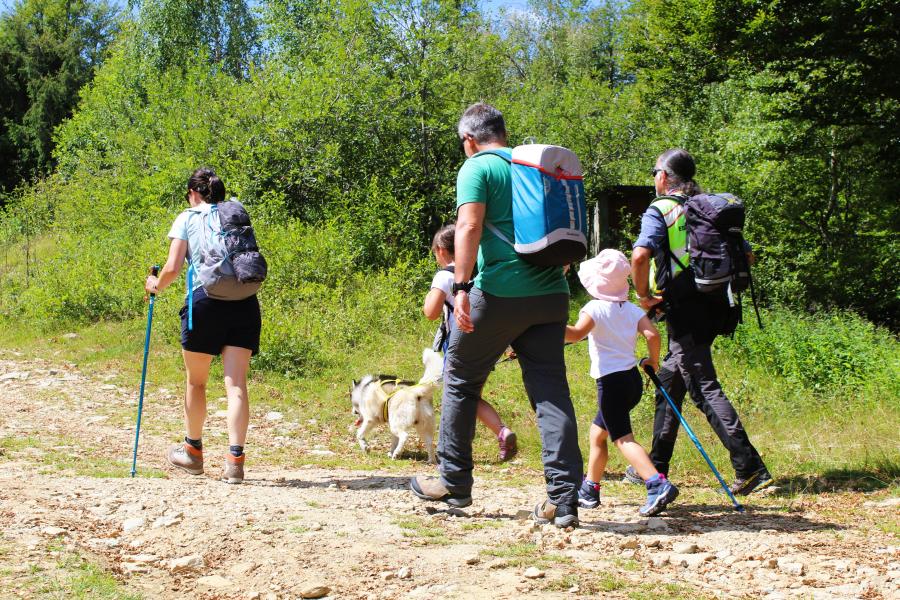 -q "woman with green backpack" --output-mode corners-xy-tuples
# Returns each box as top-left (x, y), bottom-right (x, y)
(144, 167), (263, 485)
